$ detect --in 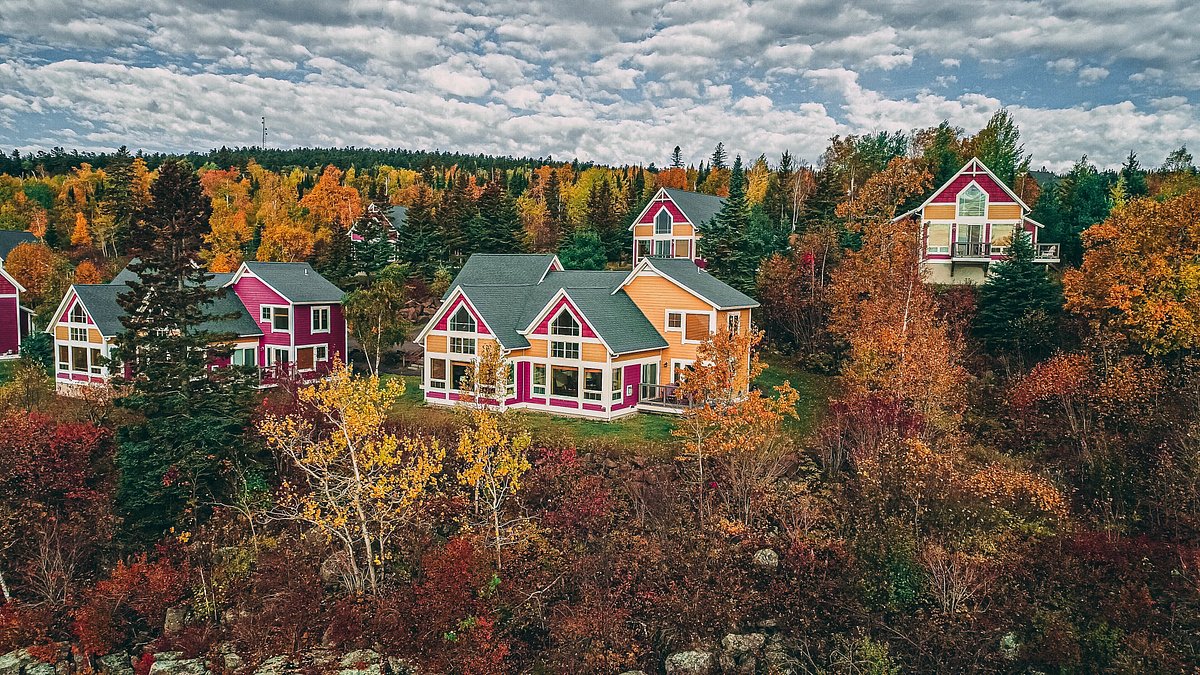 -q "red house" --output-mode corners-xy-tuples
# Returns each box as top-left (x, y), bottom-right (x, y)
(0, 230), (37, 360)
